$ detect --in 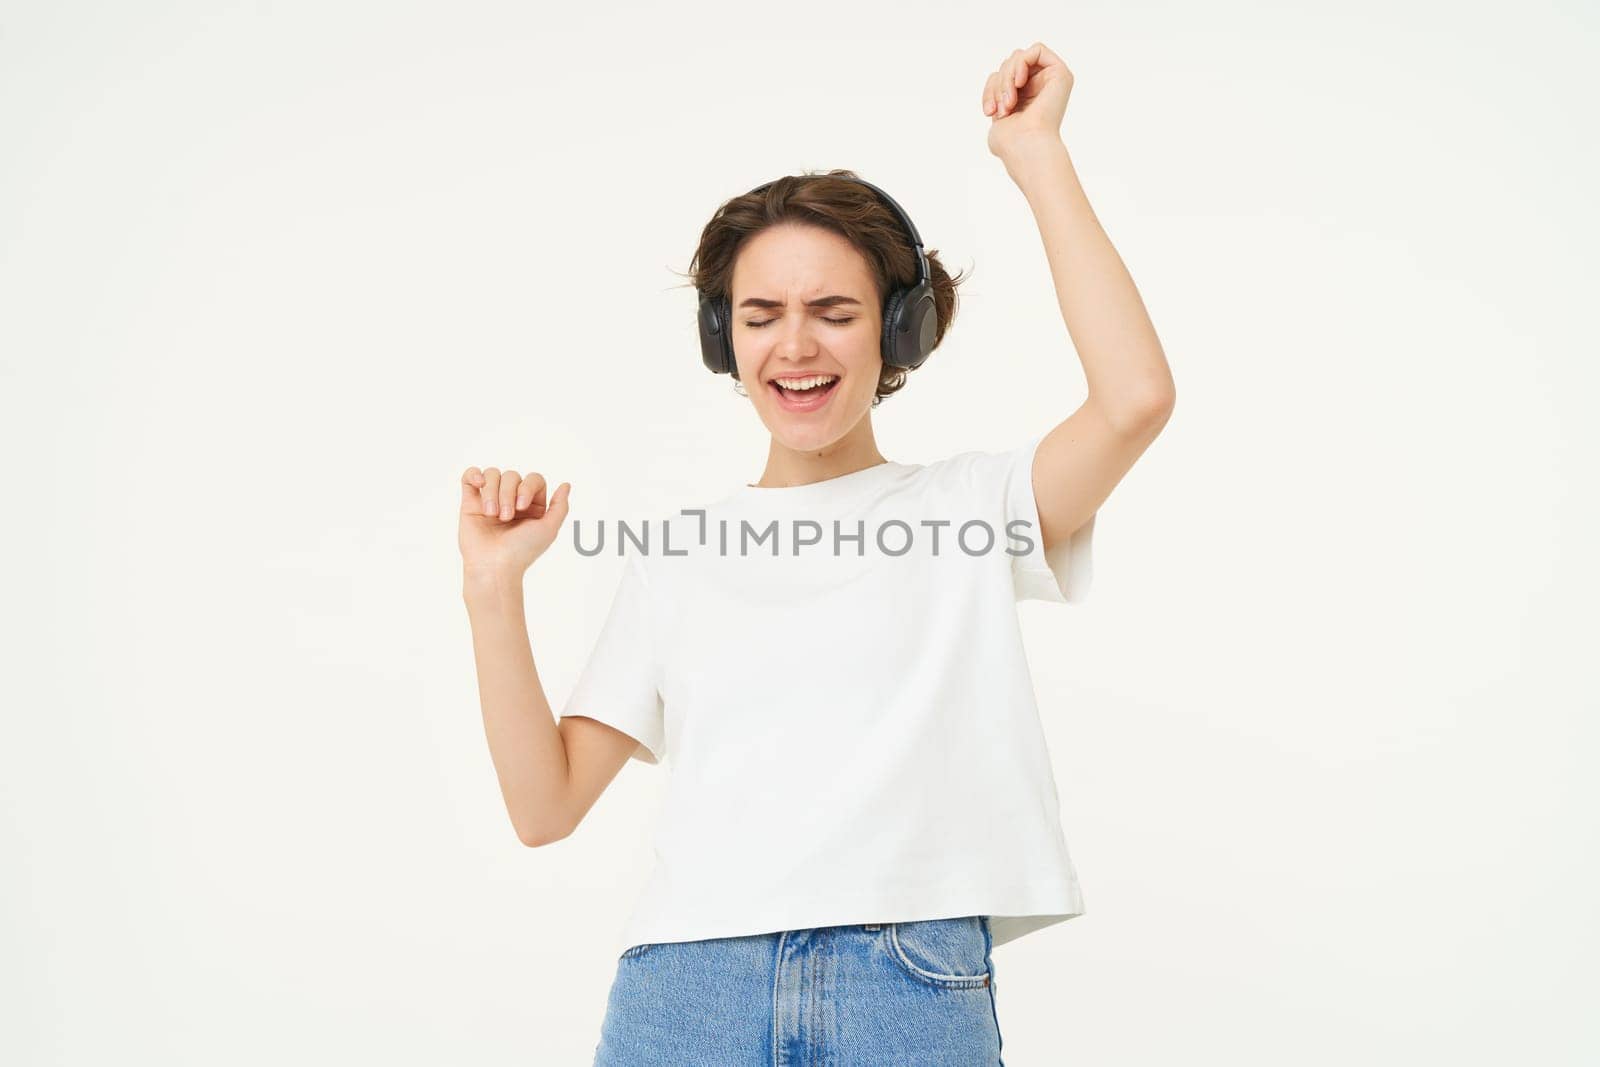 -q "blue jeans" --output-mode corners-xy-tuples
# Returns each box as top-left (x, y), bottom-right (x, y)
(591, 915), (1005, 1065)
